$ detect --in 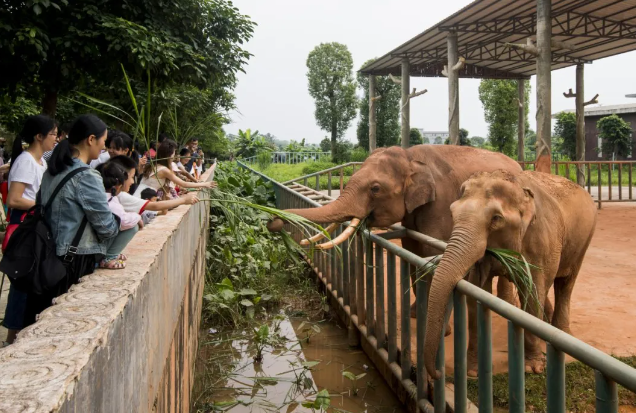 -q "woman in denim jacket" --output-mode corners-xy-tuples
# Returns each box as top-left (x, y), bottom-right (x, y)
(23, 115), (121, 326)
